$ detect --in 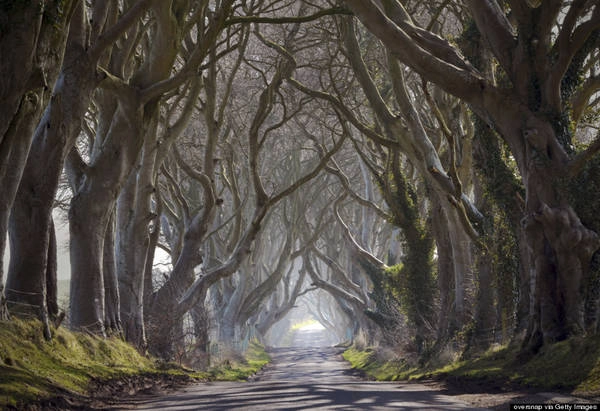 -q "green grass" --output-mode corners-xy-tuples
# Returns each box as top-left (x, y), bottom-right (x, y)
(344, 336), (600, 395)
(207, 339), (270, 381)
(0, 319), (271, 408)
(343, 347), (418, 381)
(0, 319), (156, 408)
